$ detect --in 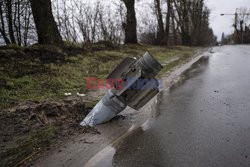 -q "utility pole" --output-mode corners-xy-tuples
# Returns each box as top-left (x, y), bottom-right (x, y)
(221, 8), (250, 44)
